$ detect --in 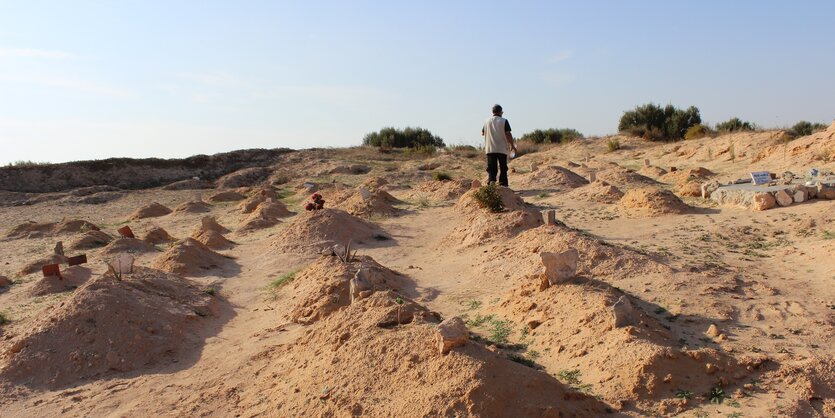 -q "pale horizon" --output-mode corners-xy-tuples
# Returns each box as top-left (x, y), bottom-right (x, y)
(2, 1), (834, 165)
